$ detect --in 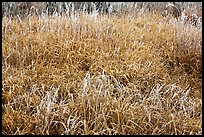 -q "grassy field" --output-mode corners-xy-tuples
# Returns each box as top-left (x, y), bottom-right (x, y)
(2, 10), (202, 135)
